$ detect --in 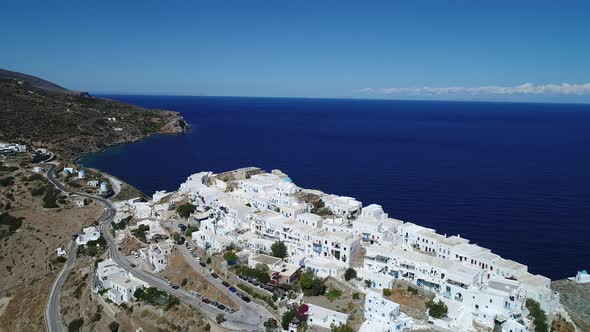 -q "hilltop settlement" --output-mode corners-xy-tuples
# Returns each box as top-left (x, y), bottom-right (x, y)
(101, 166), (578, 332)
